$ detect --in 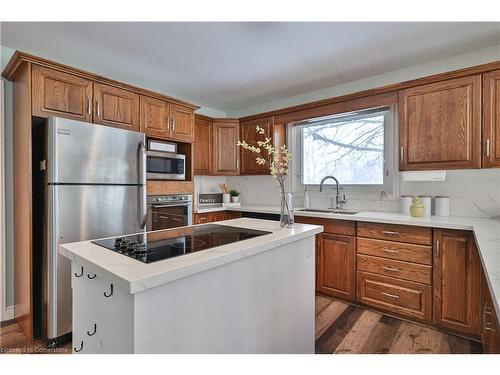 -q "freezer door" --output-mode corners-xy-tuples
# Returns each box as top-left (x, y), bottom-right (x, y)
(47, 184), (146, 340)
(47, 117), (146, 184)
